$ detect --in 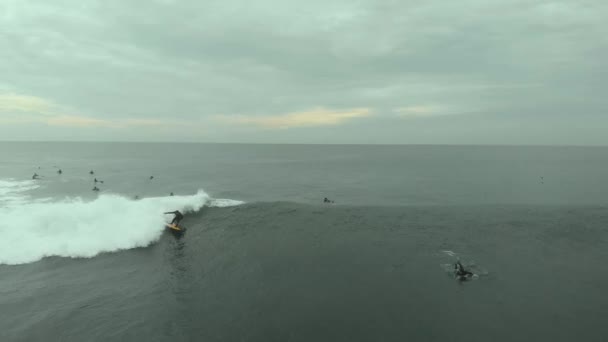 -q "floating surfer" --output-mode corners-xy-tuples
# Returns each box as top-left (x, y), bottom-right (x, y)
(323, 197), (334, 203)
(32, 173), (39, 180)
(454, 261), (474, 281)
